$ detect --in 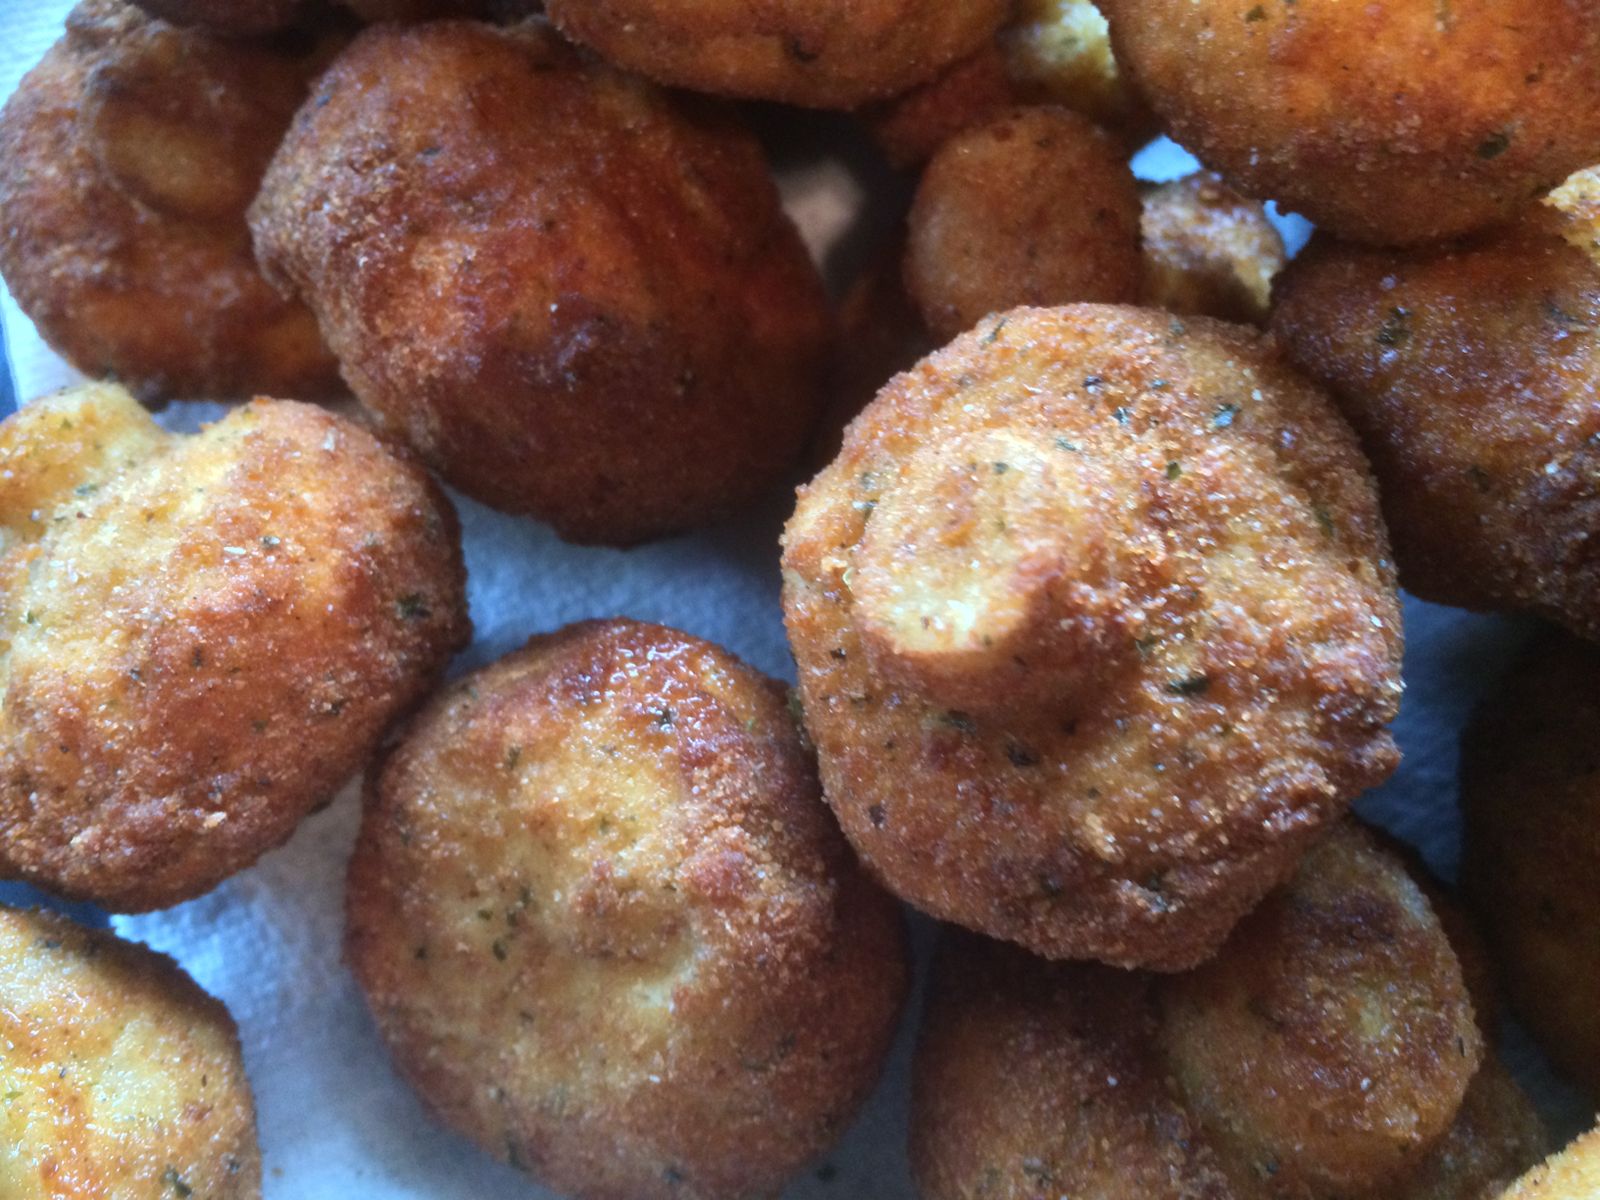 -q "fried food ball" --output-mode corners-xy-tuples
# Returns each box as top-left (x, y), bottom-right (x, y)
(0, 382), (470, 912)
(1099, 0), (1600, 246)
(129, 0), (303, 34)
(1141, 171), (1286, 327)
(910, 824), (1543, 1200)
(1269, 188), (1600, 638)
(0, 905), (261, 1199)
(903, 108), (1143, 342)
(1160, 821), (1482, 1194)
(1499, 1129), (1600, 1200)
(1459, 627), (1600, 1099)
(861, 45), (1017, 171)
(251, 20), (833, 546)
(781, 305), (1403, 970)
(346, 618), (910, 1200)
(0, 0), (343, 403)
(541, 0), (1010, 111)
